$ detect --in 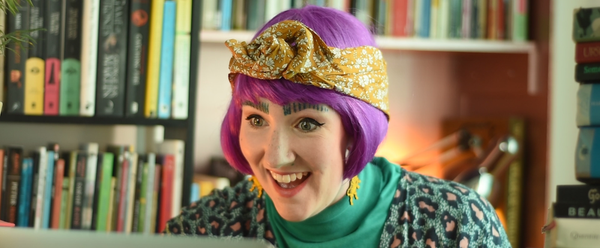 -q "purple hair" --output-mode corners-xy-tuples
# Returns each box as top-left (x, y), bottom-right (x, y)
(220, 6), (388, 179)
